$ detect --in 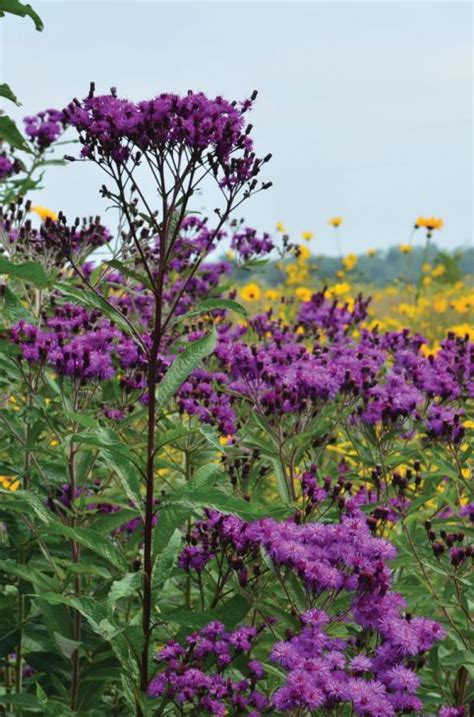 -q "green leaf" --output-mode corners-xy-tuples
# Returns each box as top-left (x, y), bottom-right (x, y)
(40, 594), (139, 682)
(53, 281), (140, 340)
(0, 82), (20, 105)
(152, 528), (181, 601)
(52, 632), (81, 660)
(4, 694), (43, 711)
(45, 524), (127, 572)
(0, 488), (53, 523)
(1, 285), (34, 321)
(0, 115), (31, 152)
(0, 559), (56, 591)
(106, 259), (153, 290)
(155, 426), (193, 452)
(0, 0), (44, 30)
(165, 487), (286, 521)
(156, 327), (217, 407)
(0, 256), (50, 287)
(175, 298), (248, 323)
(271, 457), (291, 503)
(199, 424), (226, 452)
(108, 572), (142, 613)
(180, 463), (223, 495)
(167, 595), (251, 631)
(103, 447), (144, 517)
